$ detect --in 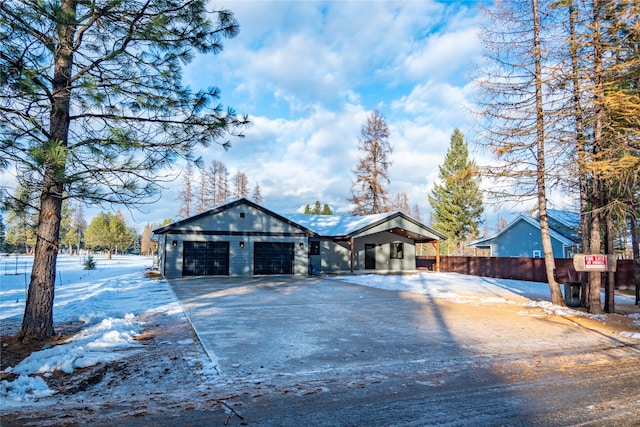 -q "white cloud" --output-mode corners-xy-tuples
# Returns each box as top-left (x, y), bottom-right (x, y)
(4, 2), (490, 228)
